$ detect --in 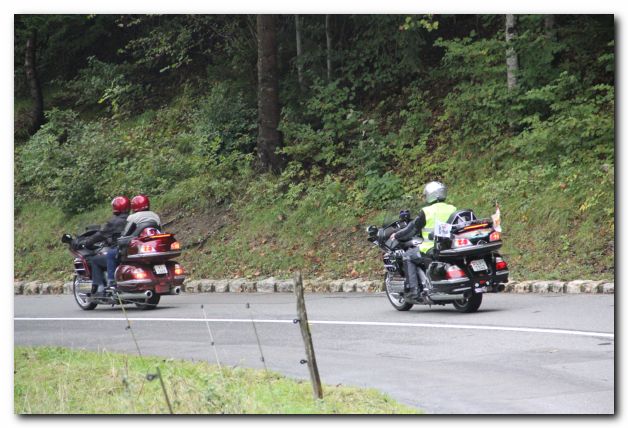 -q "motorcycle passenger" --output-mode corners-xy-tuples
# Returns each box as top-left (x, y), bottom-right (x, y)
(122, 194), (162, 236)
(391, 182), (457, 299)
(78, 196), (130, 295)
